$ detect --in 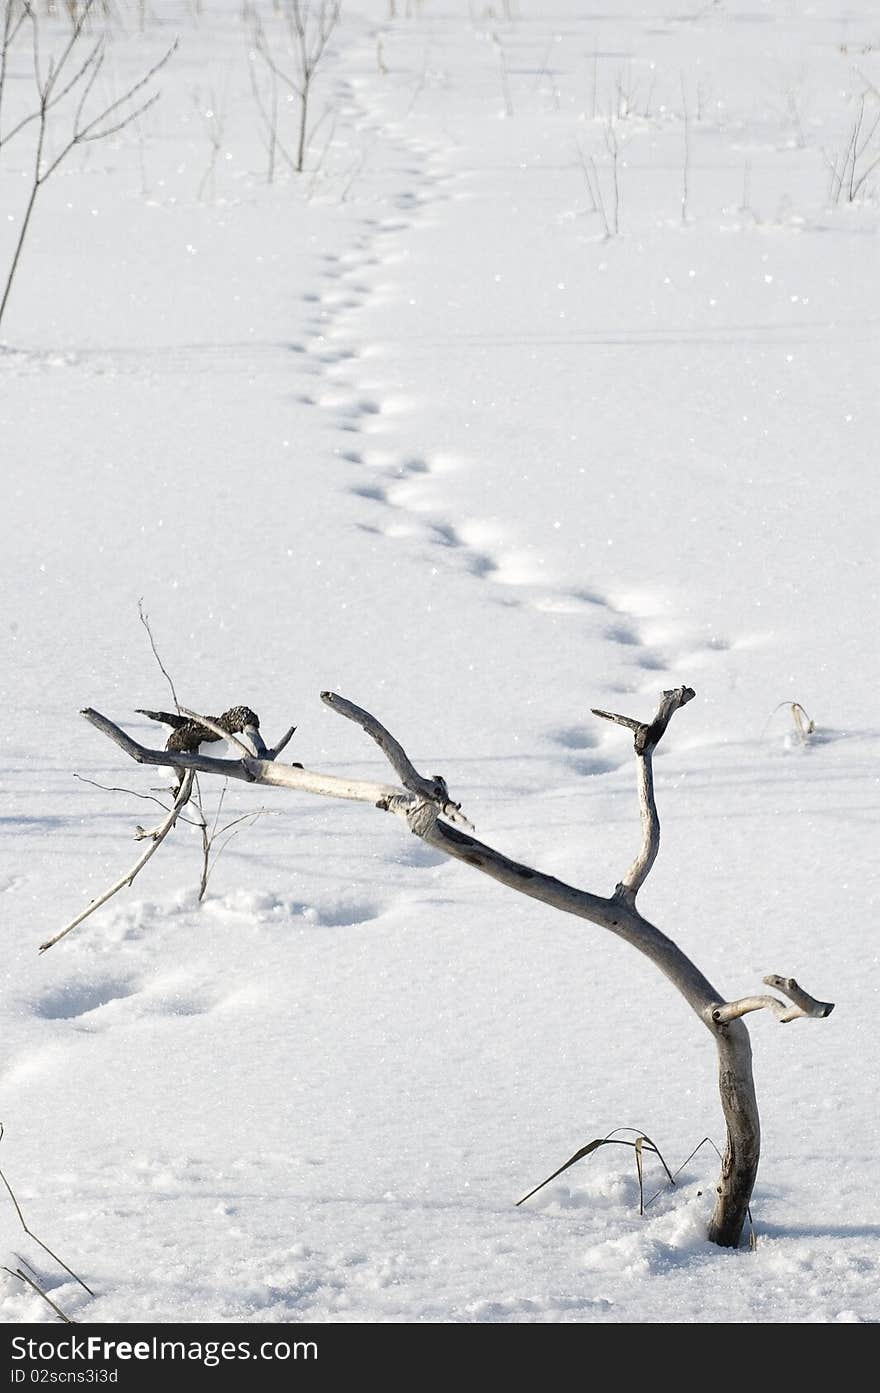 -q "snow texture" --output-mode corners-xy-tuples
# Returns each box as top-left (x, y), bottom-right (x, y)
(0, 0), (878, 1325)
